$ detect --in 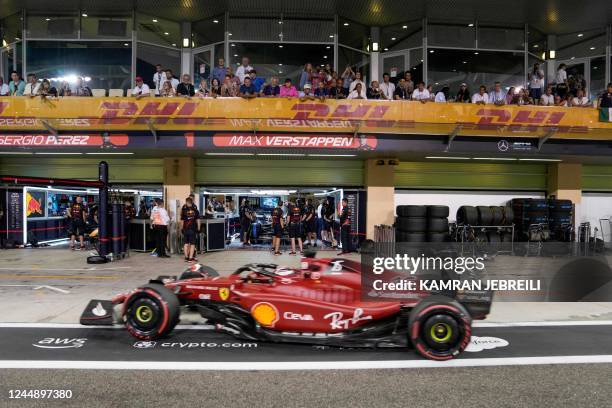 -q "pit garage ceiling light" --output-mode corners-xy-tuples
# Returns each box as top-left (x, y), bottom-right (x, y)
(251, 190), (297, 195)
(0, 151), (33, 155)
(35, 152), (83, 155)
(549, 50), (556, 59)
(473, 157), (517, 161)
(426, 156), (470, 160)
(257, 153), (305, 157)
(85, 152), (134, 155)
(518, 158), (562, 162)
(205, 152), (254, 156)
(183, 38), (190, 47)
(372, 42), (379, 51)
(308, 154), (356, 157)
